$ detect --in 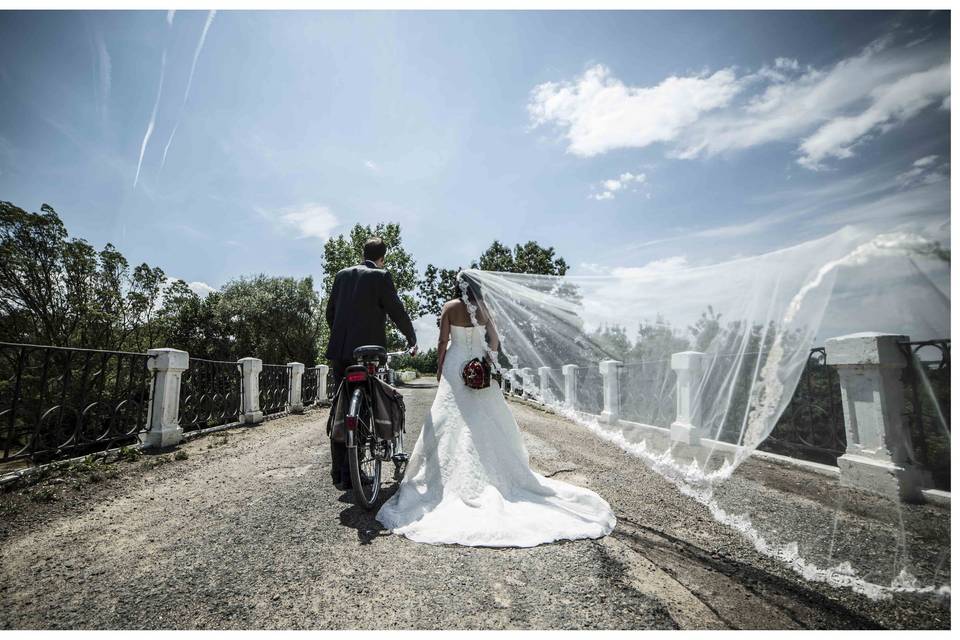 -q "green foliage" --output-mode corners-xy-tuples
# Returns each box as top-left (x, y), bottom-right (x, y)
(589, 325), (632, 360)
(117, 446), (144, 462)
(418, 239), (570, 318)
(417, 264), (462, 317)
(0, 201), (325, 365)
(29, 485), (58, 502)
(321, 222), (419, 350)
(0, 201), (168, 349)
(390, 348), (439, 374)
(144, 454), (173, 468)
(688, 305), (722, 353)
(472, 240), (569, 275)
